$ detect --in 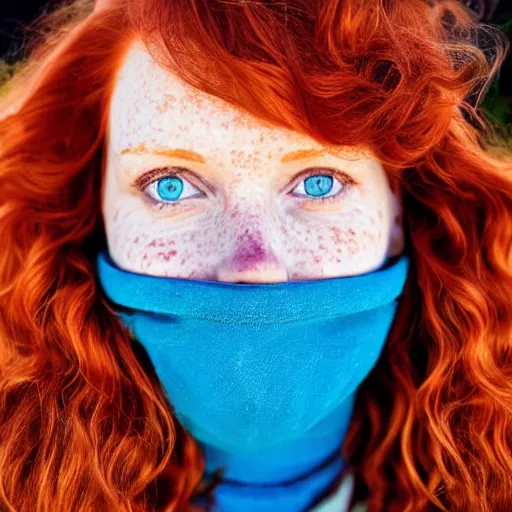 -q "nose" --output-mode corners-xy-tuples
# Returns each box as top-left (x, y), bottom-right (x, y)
(216, 233), (288, 284)
(217, 264), (288, 284)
